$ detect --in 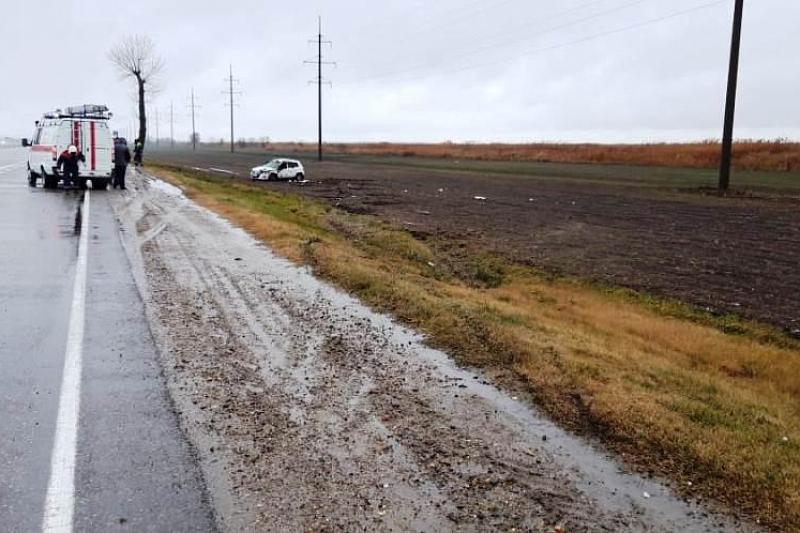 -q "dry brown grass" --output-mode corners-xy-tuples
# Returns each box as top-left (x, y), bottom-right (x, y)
(151, 165), (800, 531)
(262, 140), (800, 172)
